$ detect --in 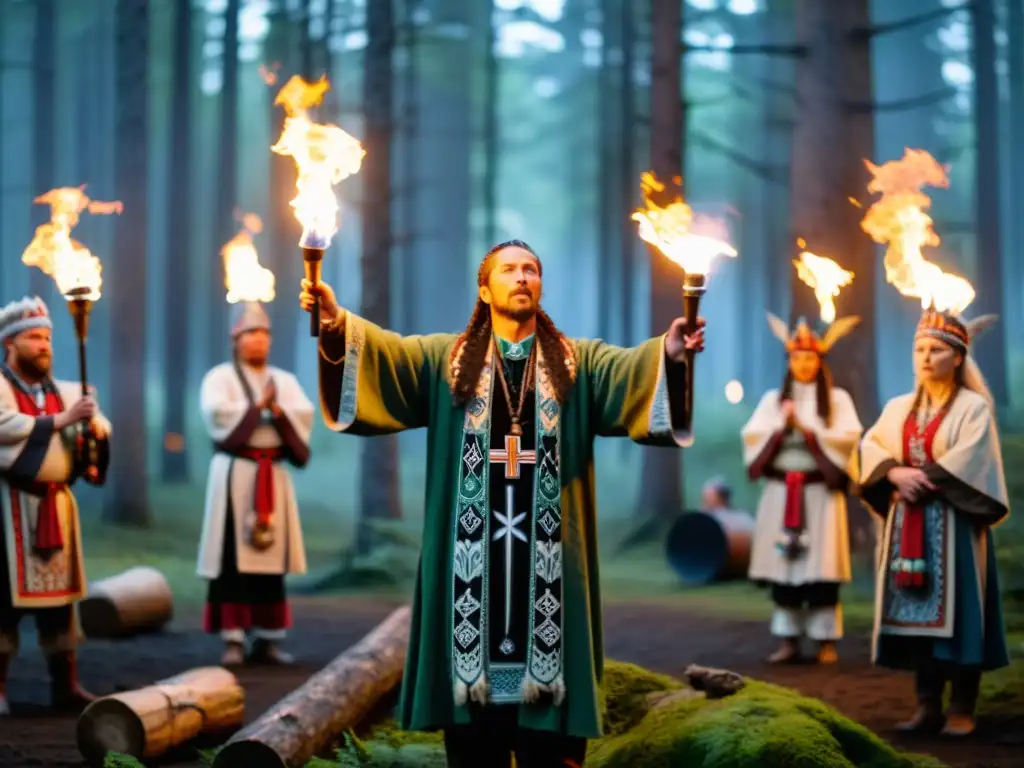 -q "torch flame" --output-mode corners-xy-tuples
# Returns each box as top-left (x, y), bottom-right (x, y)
(860, 148), (975, 314)
(794, 247), (854, 324)
(270, 75), (365, 248)
(21, 185), (122, 301)
(631, 171), (737, 274)
(222, 213), (276, 303)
